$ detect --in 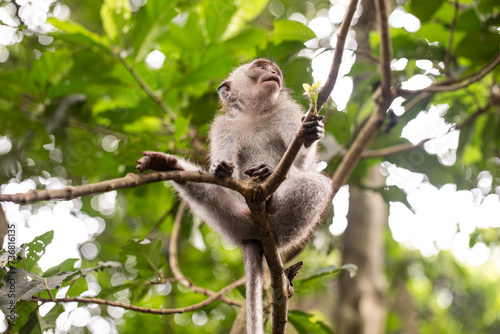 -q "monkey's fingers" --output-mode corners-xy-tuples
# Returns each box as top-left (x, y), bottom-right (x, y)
(213, 160), (234, 178)
(301, 115), (324, 122)
(136, 156), (151, 172)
